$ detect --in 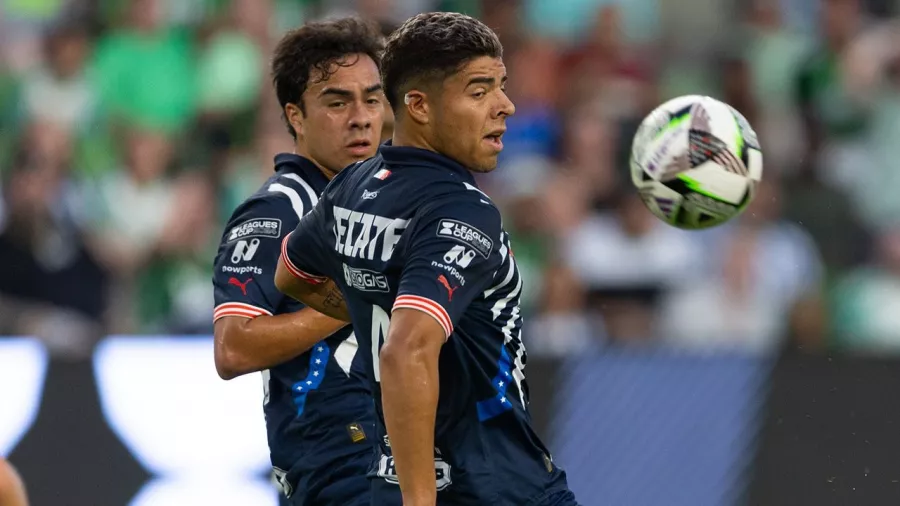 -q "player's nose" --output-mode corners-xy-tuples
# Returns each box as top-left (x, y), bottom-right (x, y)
(496, 92), (515, 118)
(349, 102), (375, 130)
